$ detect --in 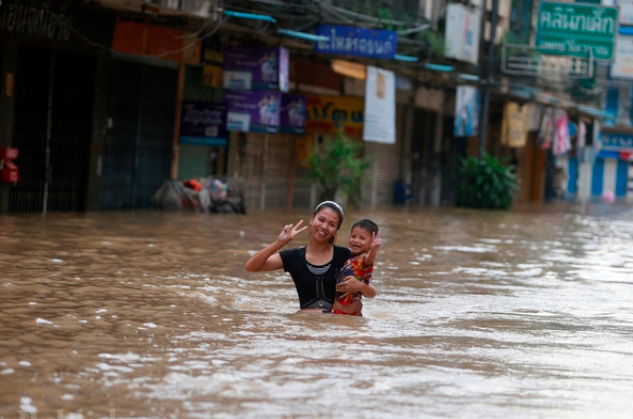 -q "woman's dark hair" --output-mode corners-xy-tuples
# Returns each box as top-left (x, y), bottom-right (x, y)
(352, 219), (379, 234)
(313, 201), (344, 244)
